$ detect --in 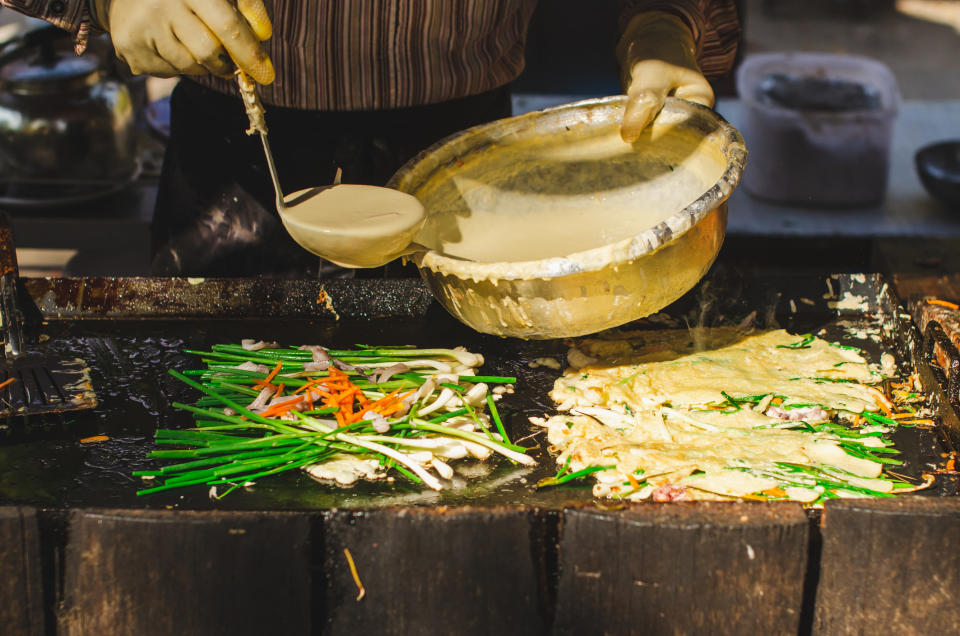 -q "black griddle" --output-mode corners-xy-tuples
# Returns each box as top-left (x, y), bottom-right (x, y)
(0, 269), (955, 510)
(1, 263), (958, 636)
